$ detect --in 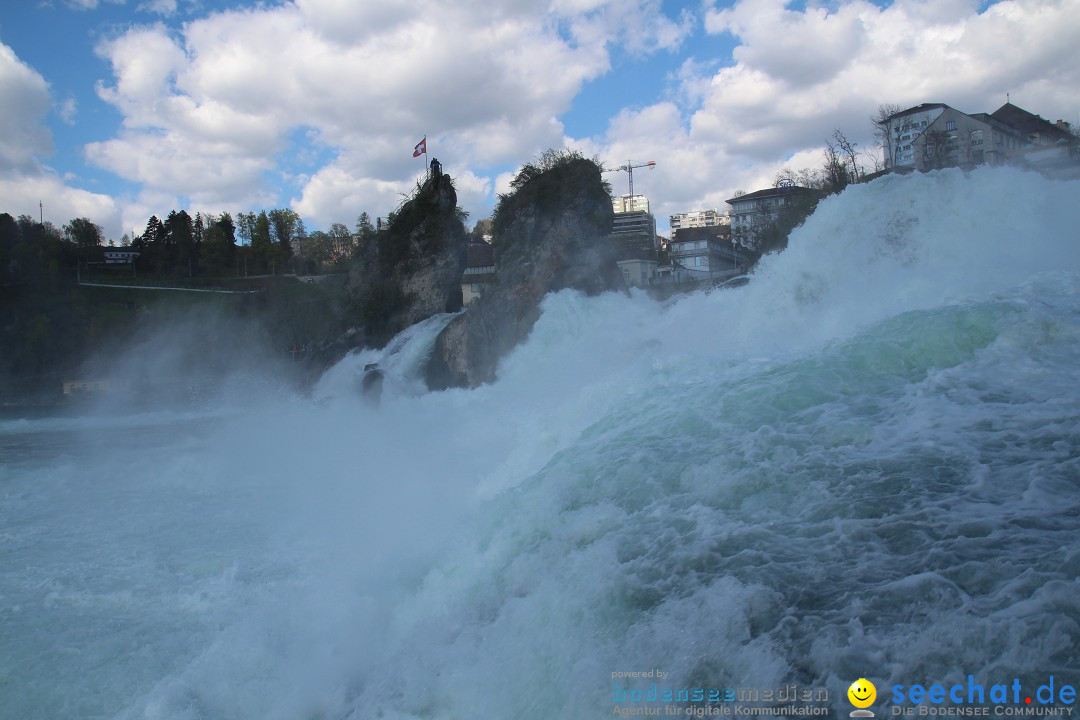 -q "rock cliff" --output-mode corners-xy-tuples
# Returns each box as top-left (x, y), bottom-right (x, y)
(347, 168), (468, 347)
(426, 154), (625, 389)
